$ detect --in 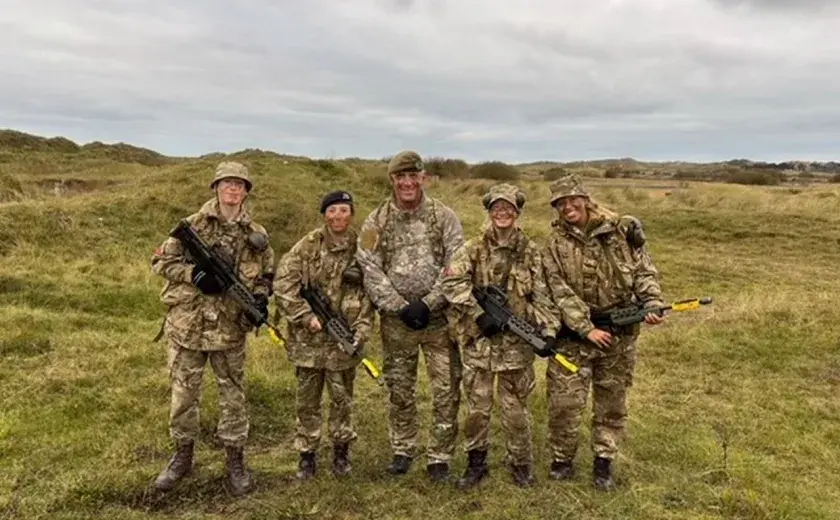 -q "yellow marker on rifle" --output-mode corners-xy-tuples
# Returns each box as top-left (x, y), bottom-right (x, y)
(361, 358), (384, 385)
(266, 325), (286, 348)
(553, 353), (579, 374)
